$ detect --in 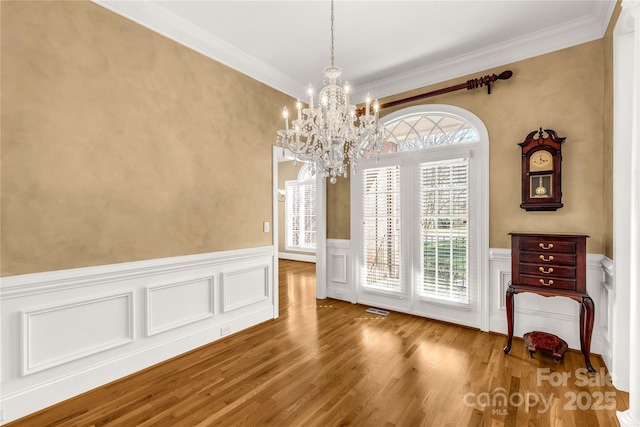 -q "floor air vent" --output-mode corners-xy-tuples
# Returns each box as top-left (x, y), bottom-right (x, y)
(365, 307), (390, 316)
